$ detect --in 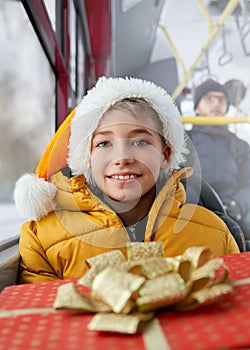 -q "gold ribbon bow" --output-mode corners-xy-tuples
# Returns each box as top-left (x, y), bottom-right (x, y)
(53, 243), (233, 334)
